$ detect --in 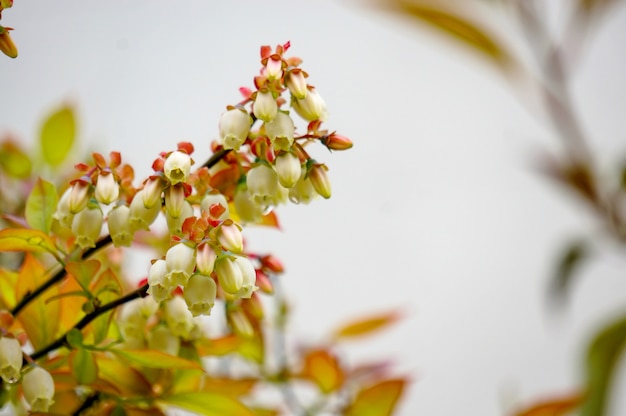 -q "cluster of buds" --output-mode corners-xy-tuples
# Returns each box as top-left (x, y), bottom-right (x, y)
(0, 335), (55, 412)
